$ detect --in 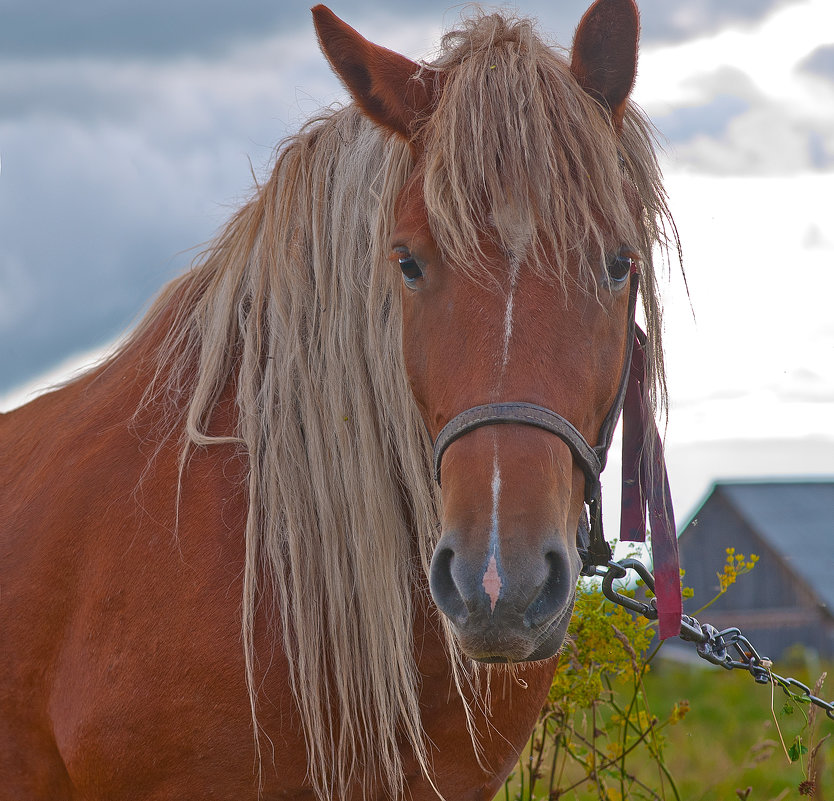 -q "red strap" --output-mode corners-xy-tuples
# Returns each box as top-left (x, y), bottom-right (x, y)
(619, 338), (646, 543)
(619, 330), (682, 640)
